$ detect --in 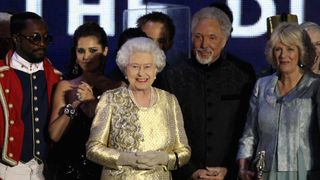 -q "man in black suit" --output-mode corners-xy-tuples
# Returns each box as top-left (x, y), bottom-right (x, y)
(165, 6), (256, 180)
